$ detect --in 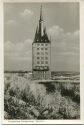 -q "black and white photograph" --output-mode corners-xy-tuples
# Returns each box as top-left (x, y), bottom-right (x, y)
(4, 2), (80, 121)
